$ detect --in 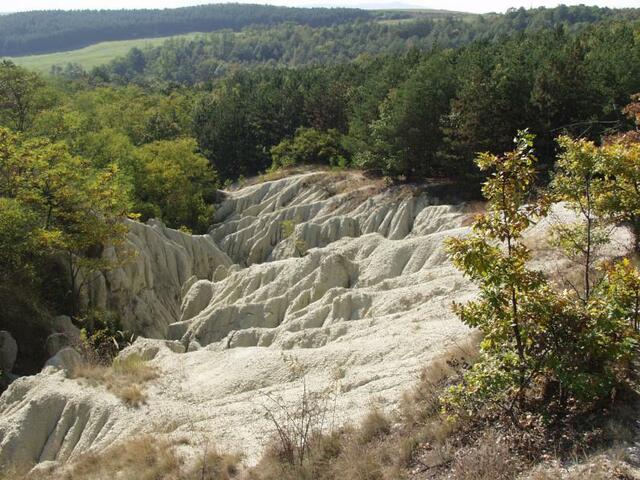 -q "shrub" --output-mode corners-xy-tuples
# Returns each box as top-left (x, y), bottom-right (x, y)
(444, 132), (639, 422)
(271, 128), (346, 169)
(358, 407), (391, 444)
(25, 434), (242, 480)
(451, 432), (518, 480)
